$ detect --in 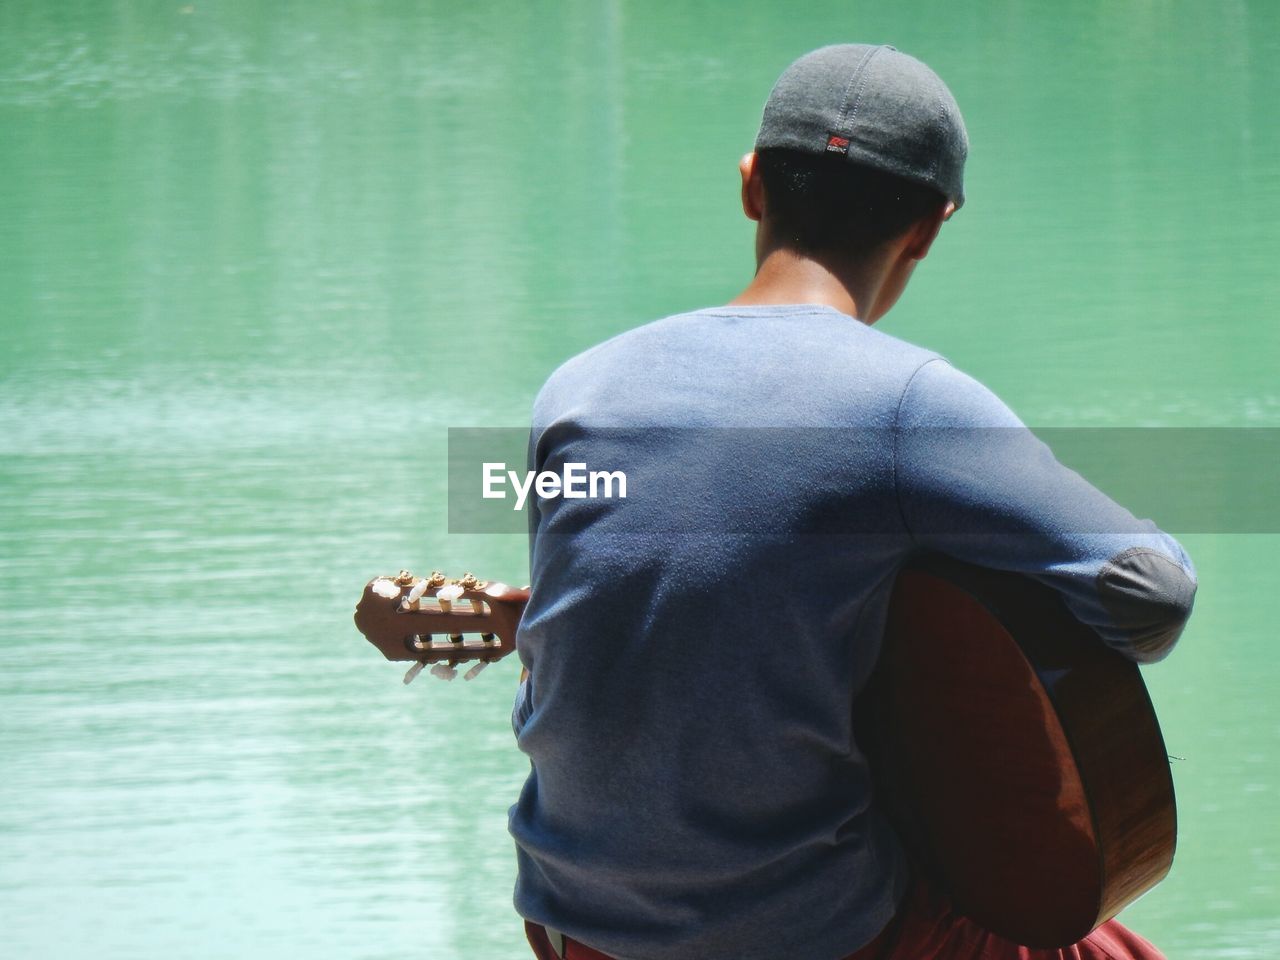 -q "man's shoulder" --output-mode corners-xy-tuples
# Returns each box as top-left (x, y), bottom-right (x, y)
(531, 307), (727, 410)
(539, 305), (740, 377)
(533, 304), (948, 426)
(546, 304), (942, 378)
